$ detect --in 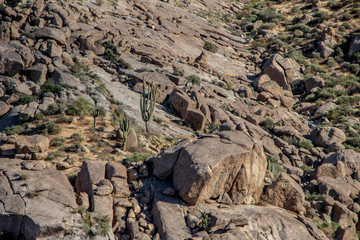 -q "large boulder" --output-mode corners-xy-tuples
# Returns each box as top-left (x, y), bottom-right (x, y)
(305, 76), (325, 93)
(323, 149), (360, 176)
(34, 27), (67, 45)
(0, 101), (10, 118)
(264, 172), (306, 214)
(263, 54), (302, 87)
(171, 131), (267, 205)
(184, 109), (206, 130)
(15, 135), (49, 154)
(0, 40), (24, 76)
(311, 127), (346, 147)
(170, 89), (196, 119)
(314, 102), (336, 118)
